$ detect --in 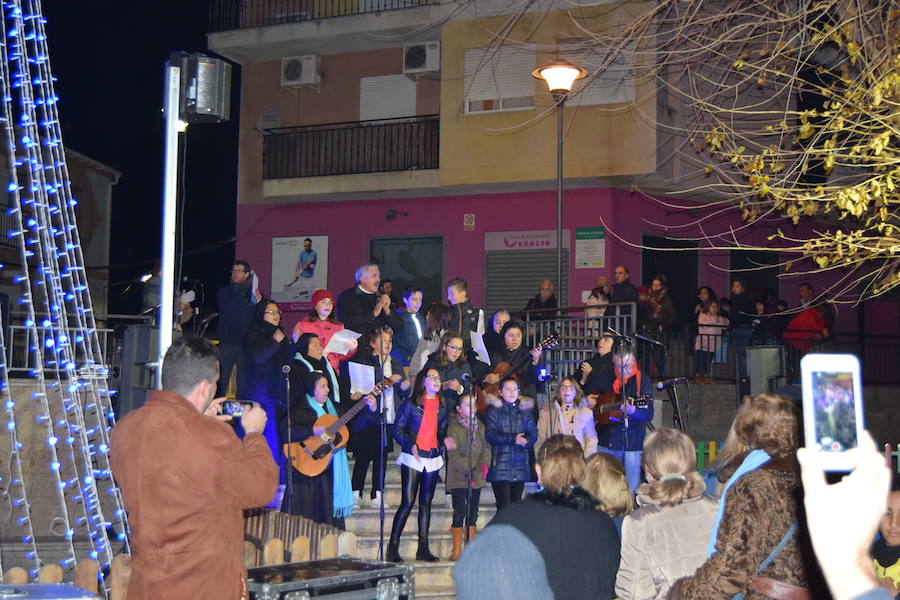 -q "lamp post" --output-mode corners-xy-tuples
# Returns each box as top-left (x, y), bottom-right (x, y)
(532, 58), (586, 307)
